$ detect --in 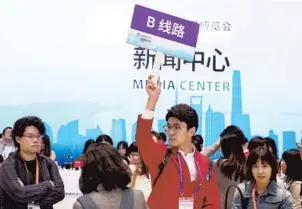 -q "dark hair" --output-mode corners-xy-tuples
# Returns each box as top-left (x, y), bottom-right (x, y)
(41, 135), (51, 157)
(2, 127), (12, 136)
(83, 139), (95, 154)
(217, 133), (246, 182)
(151, 131), (162, 141)
(243, 137), (248, 144)
(80, 143), (131, 193)
(0, 134), (2, 138)
(282, 149), (302, 184)
(248, 136), (266, 152)
(12, 116), (46, 149)
(127, 142), (138, 155)
(192, 135), (204, 152)
(127, 142), (148, 175)
(165, 104), (198, 131)
(117, 141), (128, 150)
(96, 134), (113, 145)
(220, 125), (245, 145)
(159, 132), (167, 142)
(264, 137), (278, 159)
(246, 146), (278, 182)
